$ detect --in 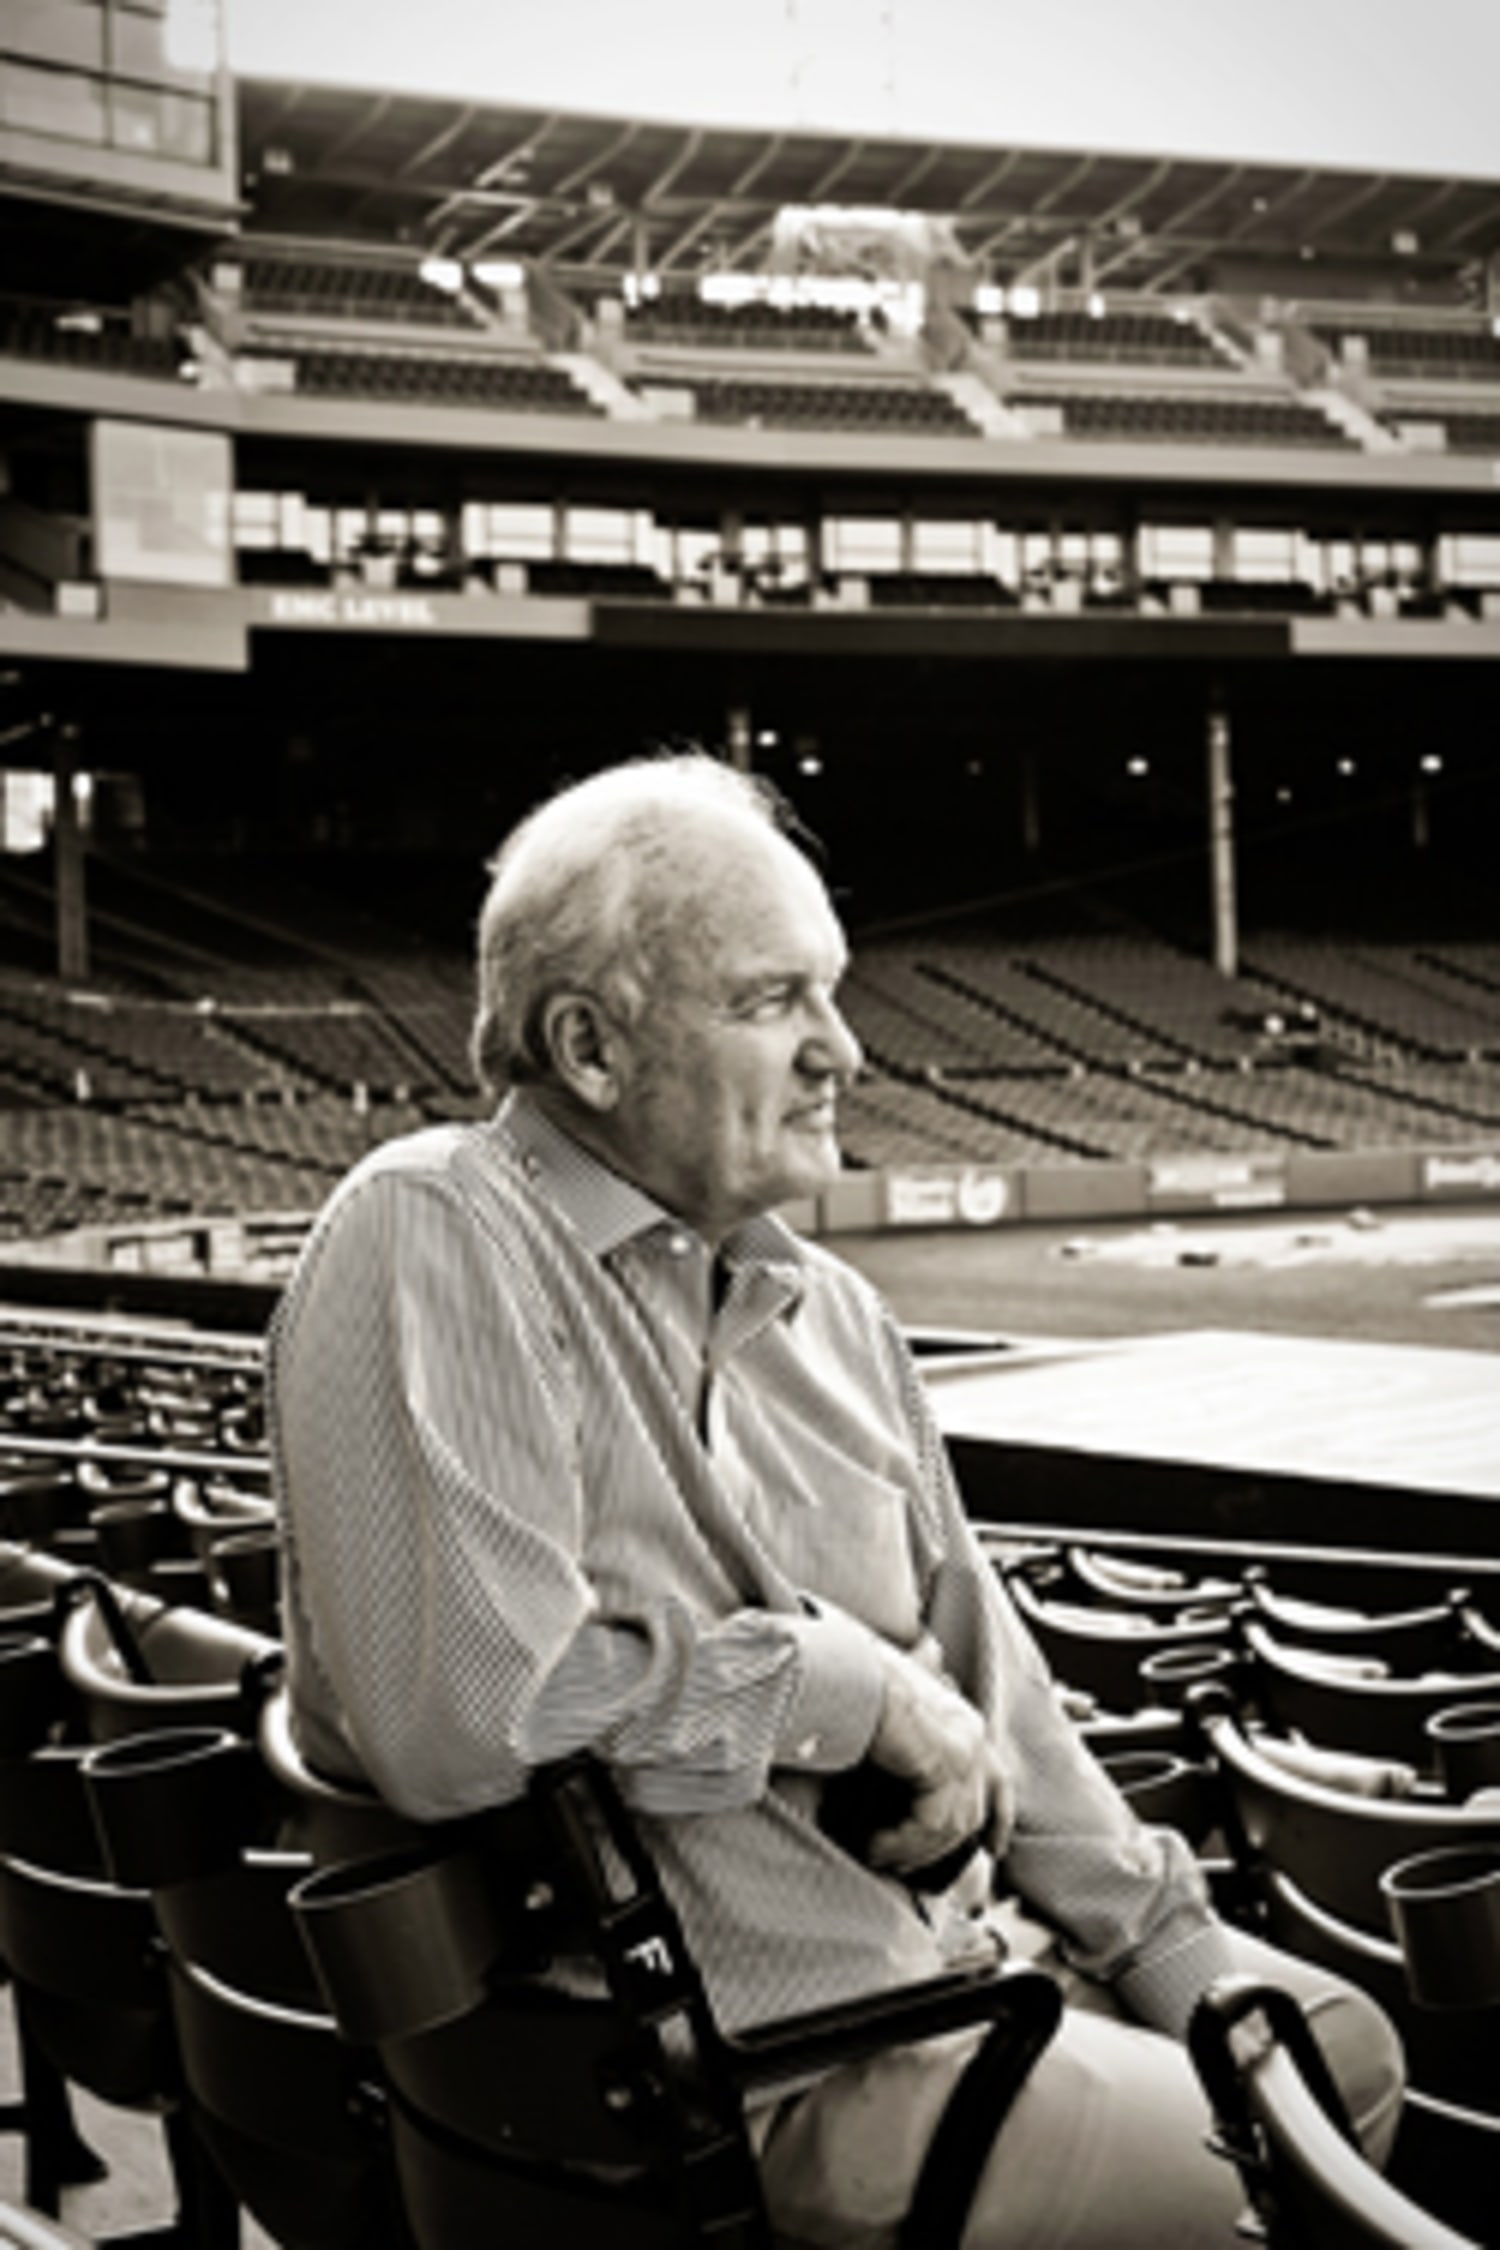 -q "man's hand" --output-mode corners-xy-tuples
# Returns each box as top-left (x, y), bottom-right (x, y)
(865, 1645), (1012, 1877)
